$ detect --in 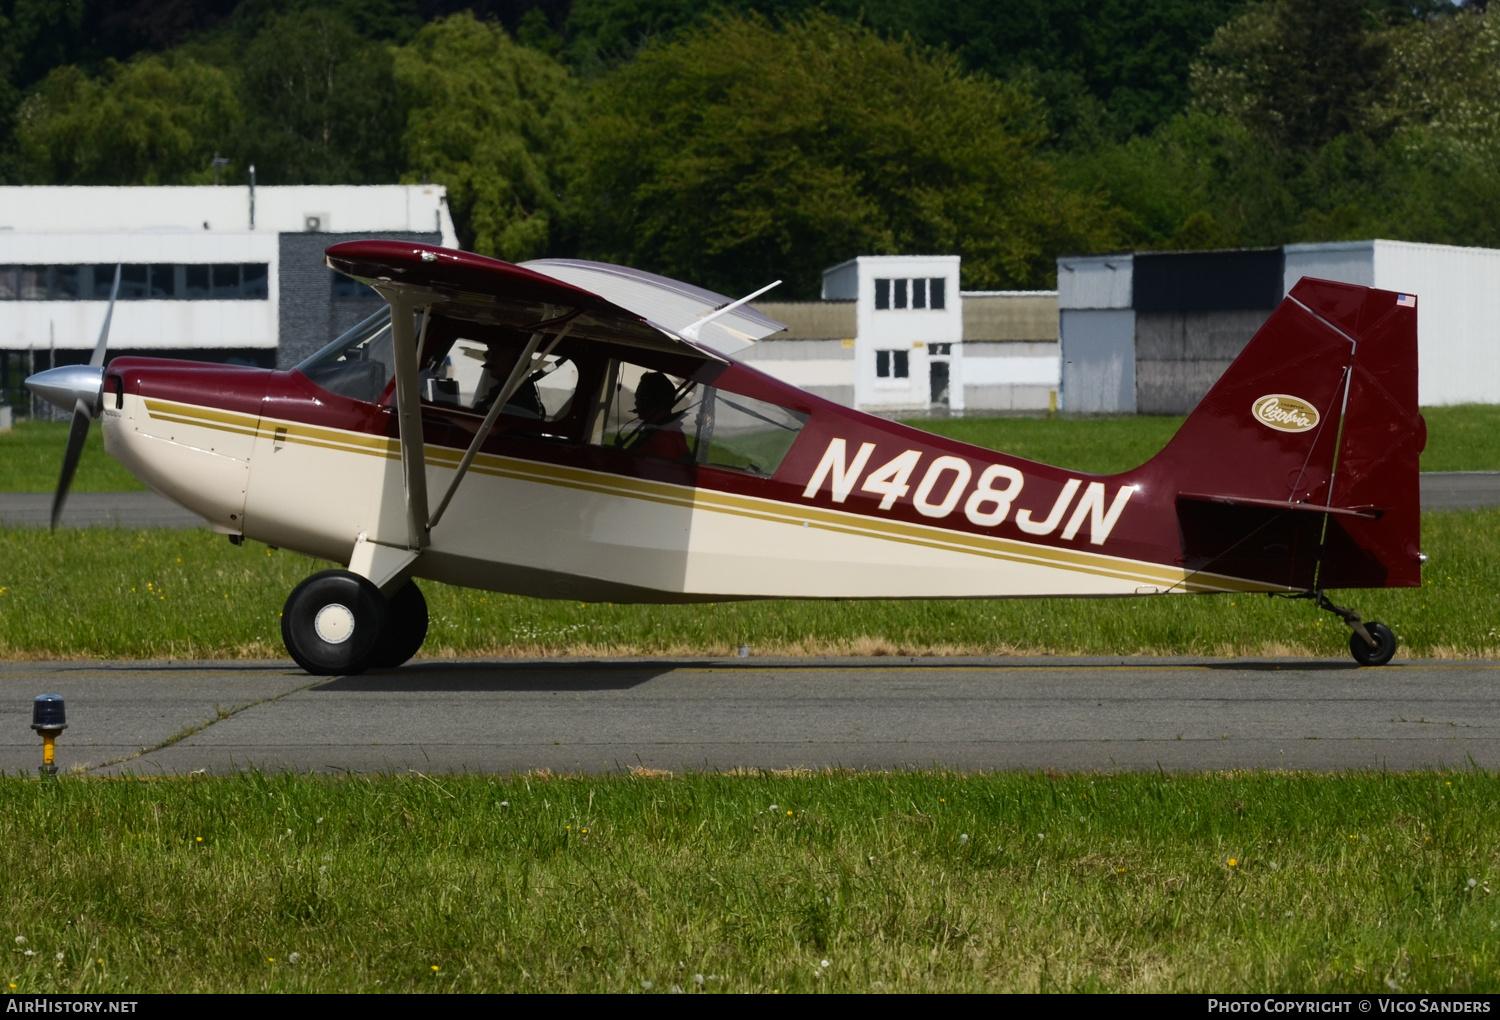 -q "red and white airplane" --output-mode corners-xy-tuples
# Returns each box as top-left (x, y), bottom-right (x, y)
(27, 241), (1424, 674)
